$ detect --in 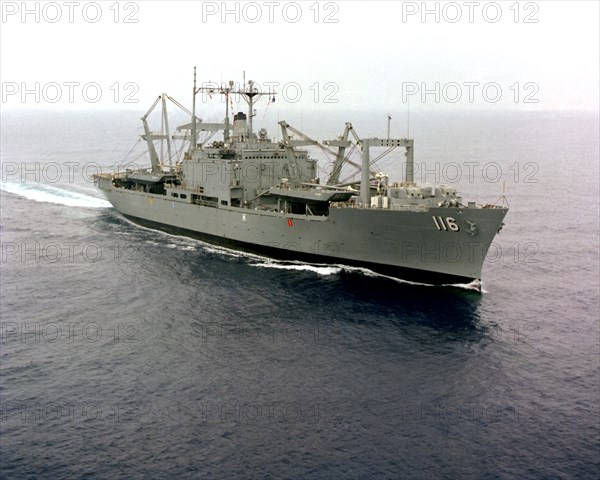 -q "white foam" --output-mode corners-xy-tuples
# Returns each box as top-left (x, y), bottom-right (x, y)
(1, 181), (111, 209)
(203, 245), (271, 262)
(252, 262), (342, 276)
(331, 264), (484, 292)
(442, 279), (483, 292)
(347, 266), (435, 287)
